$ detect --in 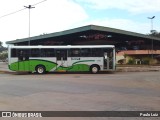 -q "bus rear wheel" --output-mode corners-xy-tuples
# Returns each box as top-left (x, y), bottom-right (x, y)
(90, 65), (99, 74)
(36, 65), (46, 74)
